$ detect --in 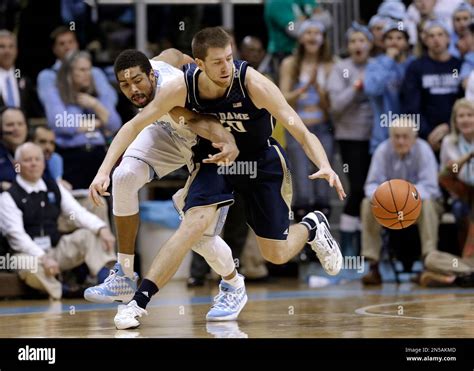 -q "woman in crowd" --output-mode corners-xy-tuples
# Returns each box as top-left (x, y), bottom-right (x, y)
(439, 98), (474, 258)
(44, 51), (121, 189)
(327, 22), (373, 256)
(279, 19), (335, 222)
